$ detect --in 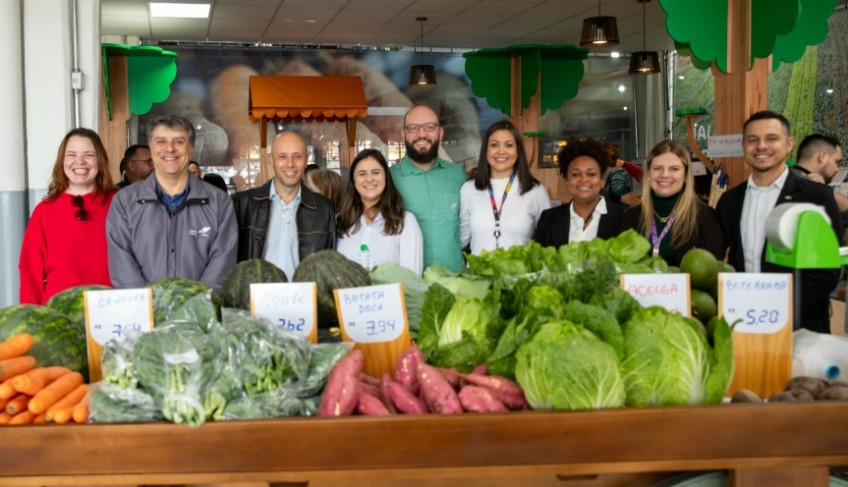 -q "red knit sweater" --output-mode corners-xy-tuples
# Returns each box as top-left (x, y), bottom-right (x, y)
(18, 191), (115, 305)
